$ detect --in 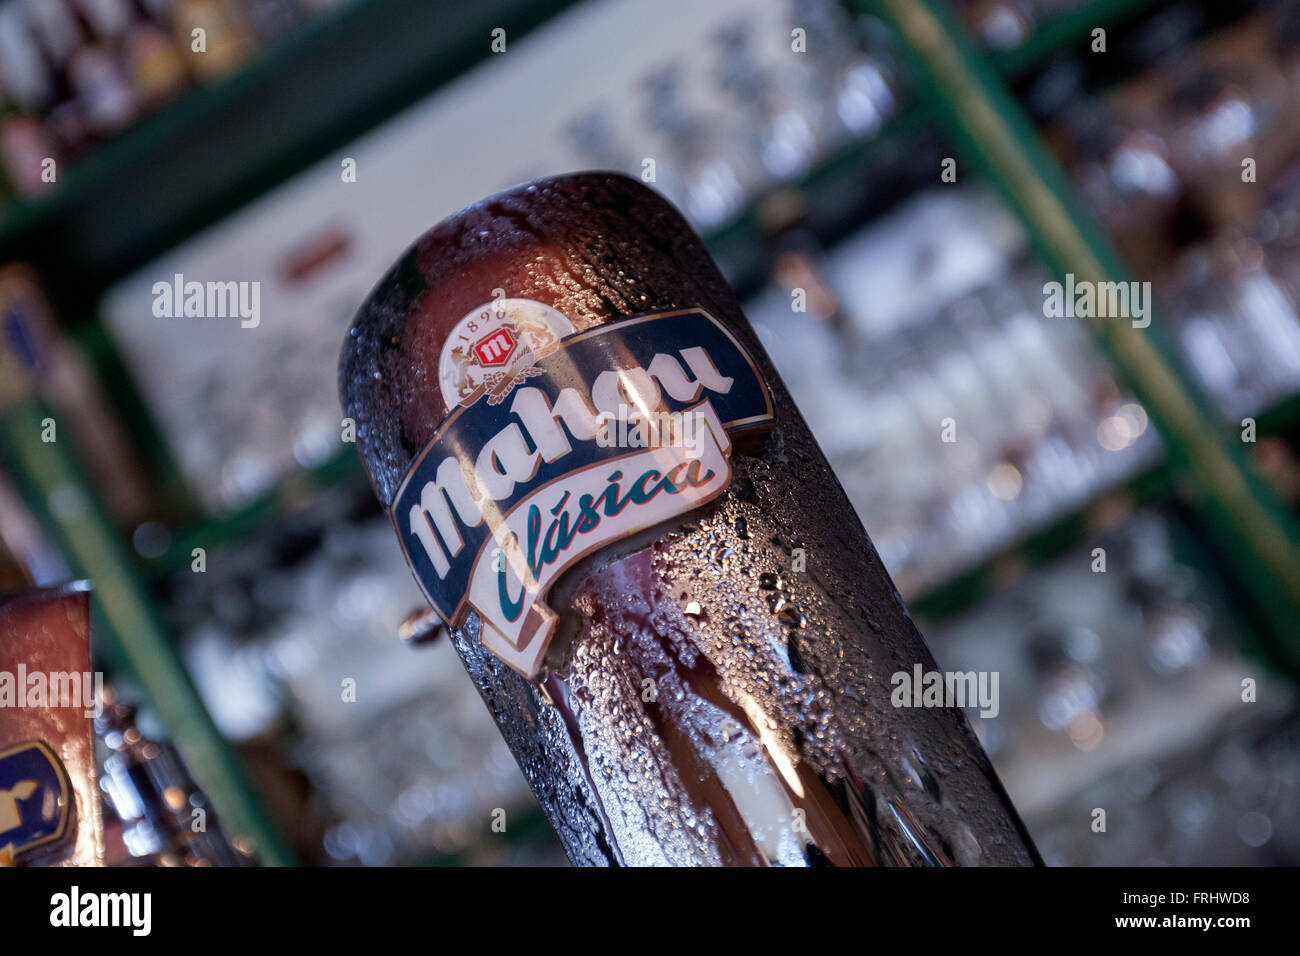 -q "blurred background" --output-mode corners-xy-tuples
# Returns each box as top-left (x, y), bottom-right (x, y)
(2, 0), (1300, 866)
